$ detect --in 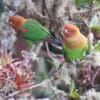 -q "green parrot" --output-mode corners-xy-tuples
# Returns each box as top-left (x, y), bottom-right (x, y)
(62, 24), (88, 61)
(9, 15), (51, 46)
